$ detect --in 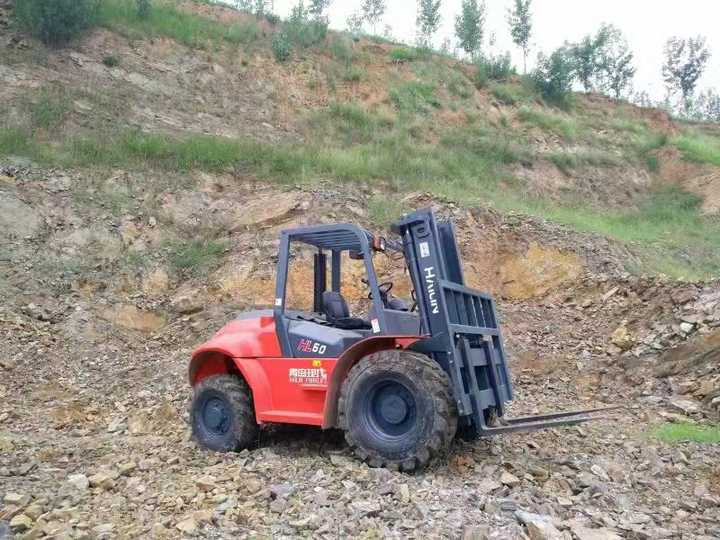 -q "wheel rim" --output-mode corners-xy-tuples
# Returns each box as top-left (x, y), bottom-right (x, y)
(202, 396), (231, 435)
(365, 380), (417, 439)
